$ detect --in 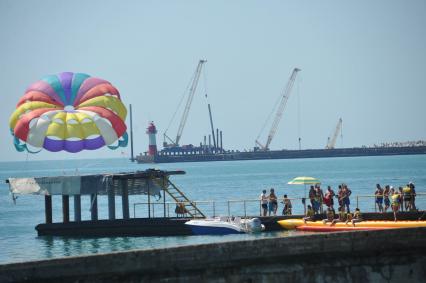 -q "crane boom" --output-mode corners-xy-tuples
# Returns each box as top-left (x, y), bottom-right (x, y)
(326, 118), (343, 149)
(256, 68), (300, 150)
(174, 59), (206, 146)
